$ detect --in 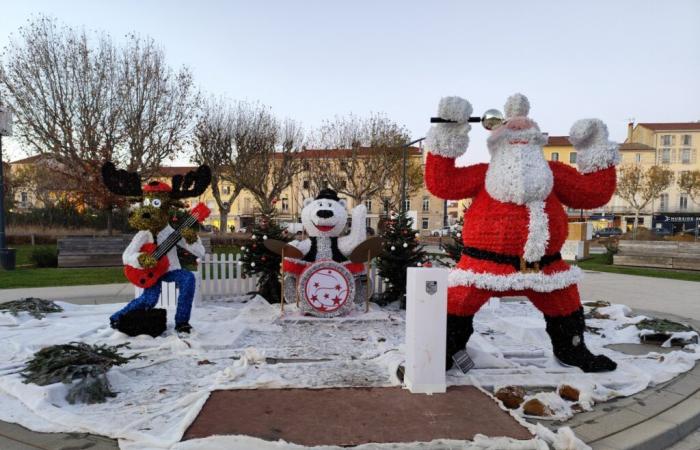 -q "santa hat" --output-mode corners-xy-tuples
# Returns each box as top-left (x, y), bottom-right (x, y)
(143, 180), (172, 193)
